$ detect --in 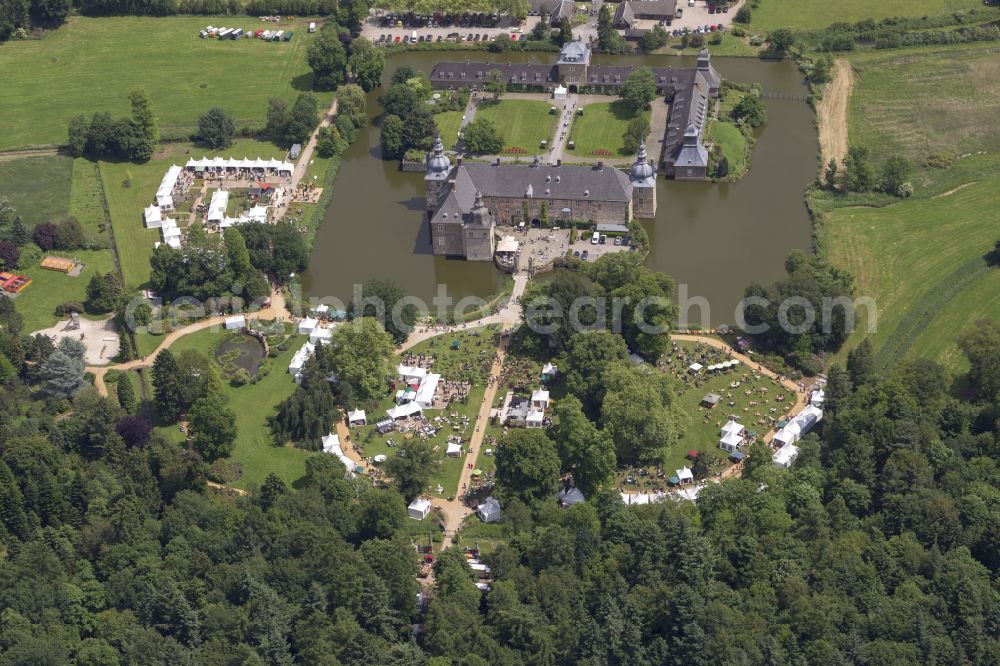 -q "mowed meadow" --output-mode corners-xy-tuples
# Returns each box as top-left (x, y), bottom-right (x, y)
(824, 44), (1000, 373)
(748, 0), (983, 31)
(0, 16), (329, 149)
